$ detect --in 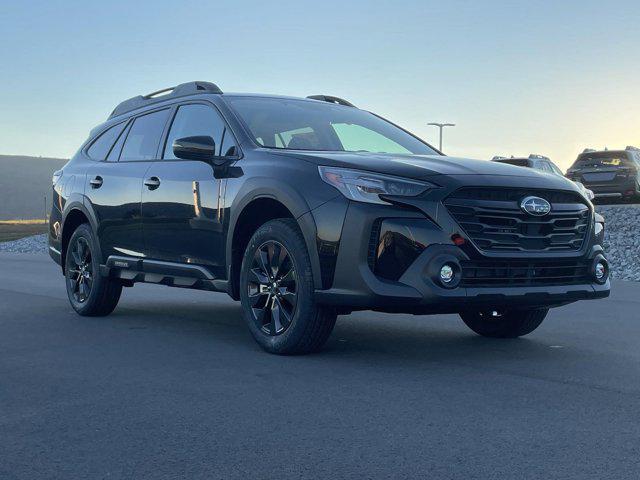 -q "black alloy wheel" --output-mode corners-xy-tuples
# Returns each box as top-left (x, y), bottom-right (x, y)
(239, 218), (337, 355)
(66, 236), (94, 303)
(247, 240), (298, 335)
(64, 223), (122, 316)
